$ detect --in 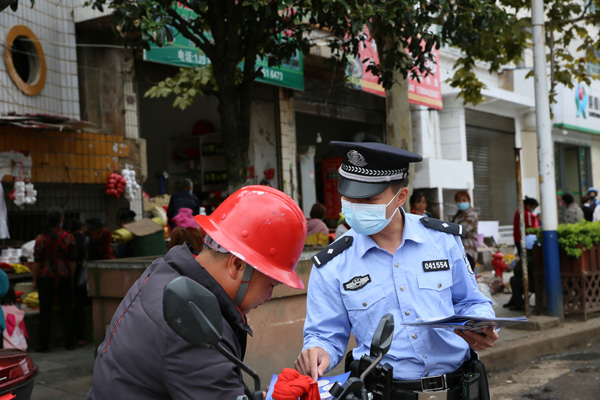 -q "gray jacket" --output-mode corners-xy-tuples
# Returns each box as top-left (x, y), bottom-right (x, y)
(87, 244), (253, 399)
